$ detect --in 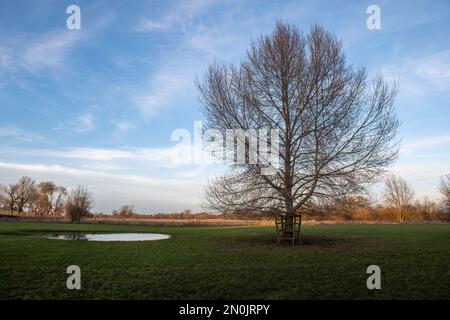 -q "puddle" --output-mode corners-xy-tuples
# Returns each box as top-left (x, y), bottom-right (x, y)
(47, 233), (171, 241)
